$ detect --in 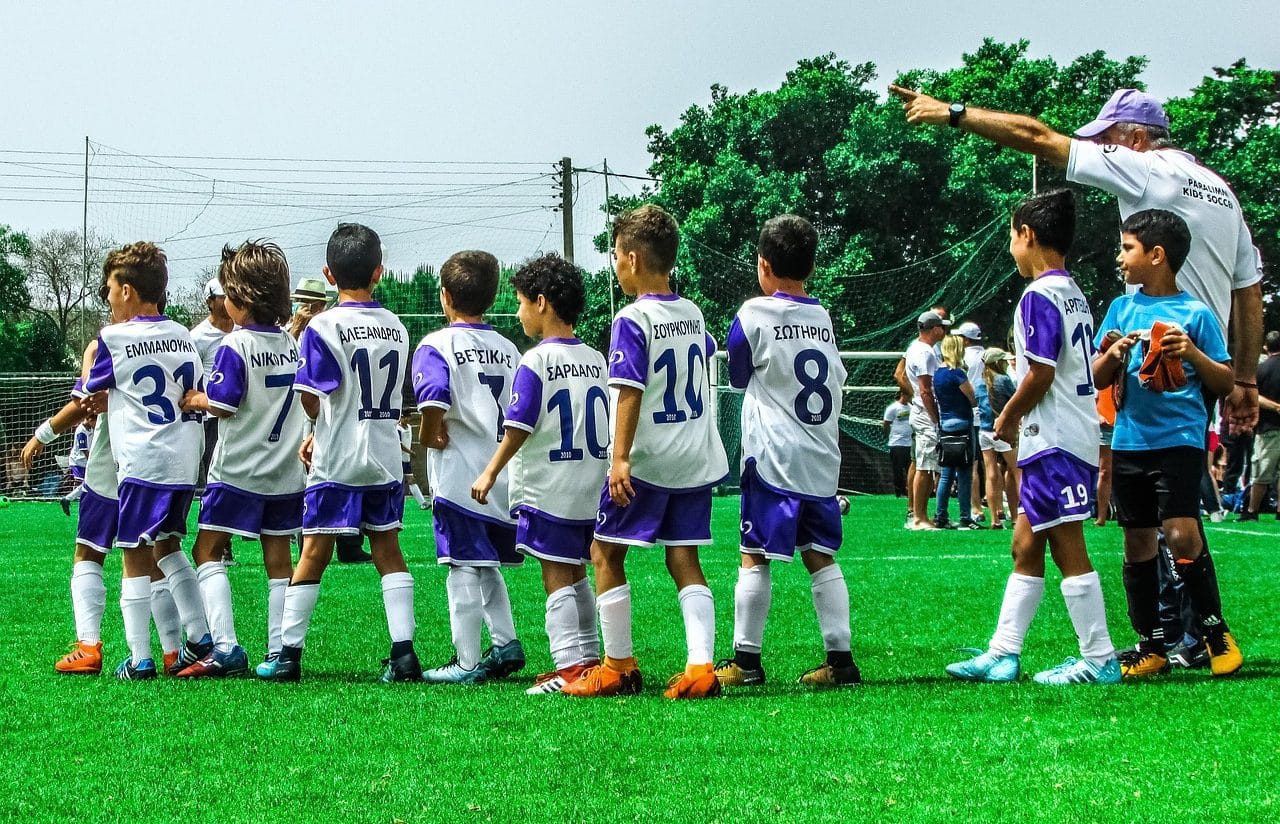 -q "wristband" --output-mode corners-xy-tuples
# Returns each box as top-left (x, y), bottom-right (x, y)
(34, 420), (57, 444)
(1234, 380), (1258, 389)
